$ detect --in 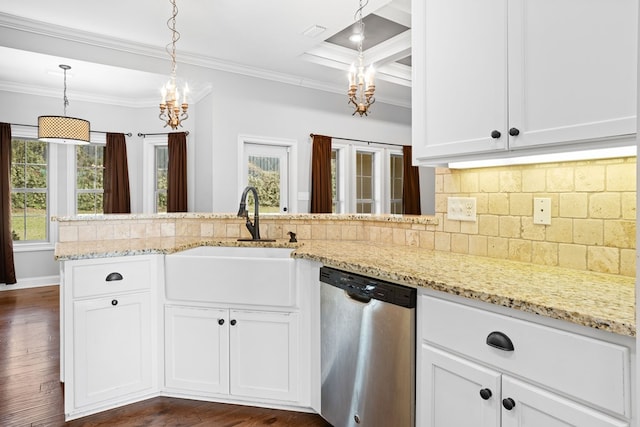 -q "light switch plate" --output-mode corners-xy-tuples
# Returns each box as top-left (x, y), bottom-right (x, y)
(533, 198), (551, 225)
(447, 197), (477, 222)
